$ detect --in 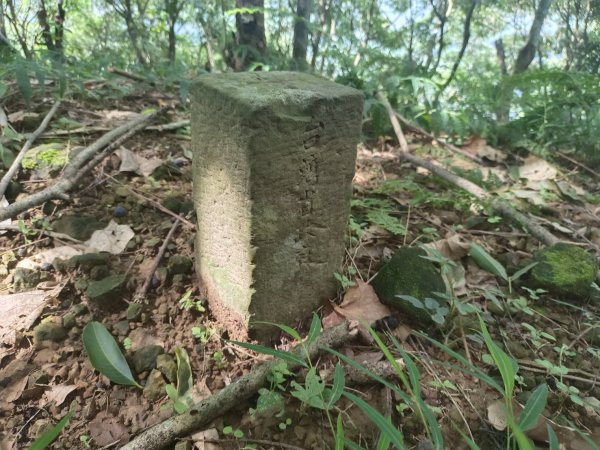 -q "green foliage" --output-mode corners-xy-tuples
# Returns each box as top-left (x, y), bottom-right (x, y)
(165, 347), (194, 414)
(179, 289), (205, 313)
(27, 411), (72, 450)
(82, 321), (141, 388)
